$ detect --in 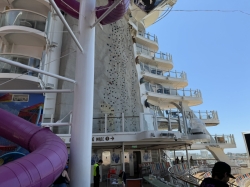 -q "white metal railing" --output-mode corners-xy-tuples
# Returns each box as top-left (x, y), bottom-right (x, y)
(230, 158), (250, 168)
(93, 113), (140, 133)
(138, 30), (158, 43)
(193, 110), (219, 120)
(136, 44), (172, 61)
(0, 9), (47, 32)
(194, 134), (236, 145)
(144, 82), (202, 98)
(169, 163), (239, 187)
(140, 62), (187, 80)
(0, 54), (42, 77)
